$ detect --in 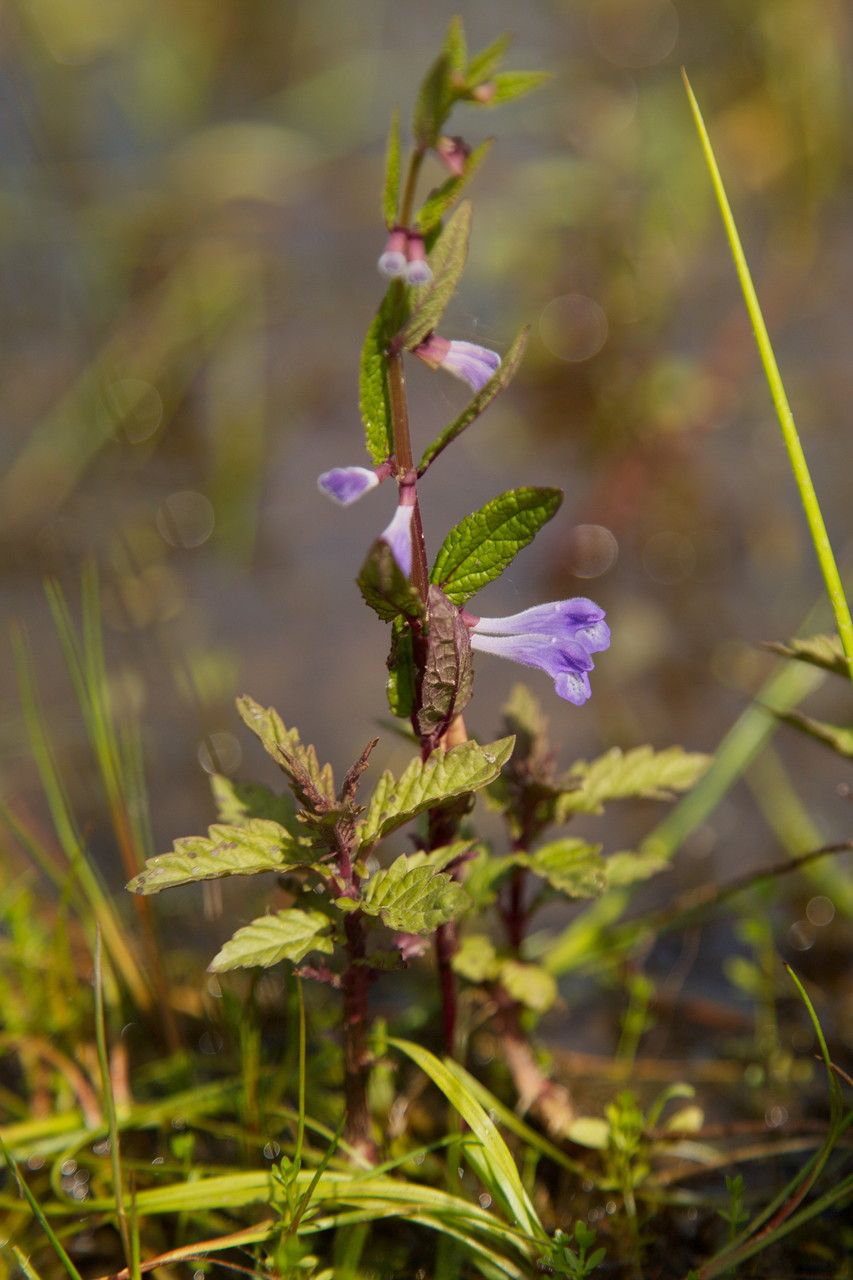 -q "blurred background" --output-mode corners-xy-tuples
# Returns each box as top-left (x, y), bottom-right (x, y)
(1, 0), (851, 1021)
